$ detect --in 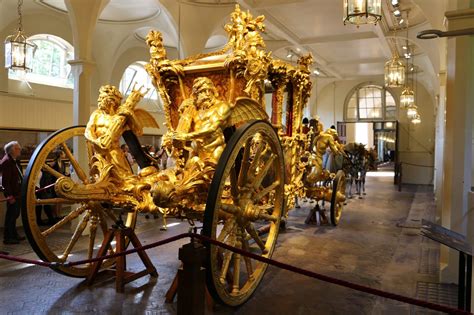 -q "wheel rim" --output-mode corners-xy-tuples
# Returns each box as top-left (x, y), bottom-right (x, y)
(21, 126), (137, 277)
(203, 121), (285, 306)
(330, 170), (346, 226)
